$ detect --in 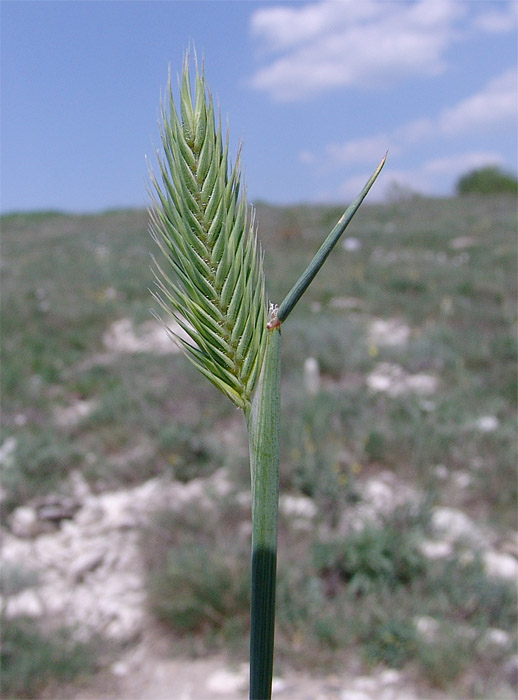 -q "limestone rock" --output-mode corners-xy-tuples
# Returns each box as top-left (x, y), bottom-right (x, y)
(10, 506), (49, 538)
(1, 469), (236, 643)
(483, 550), (518, 580)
